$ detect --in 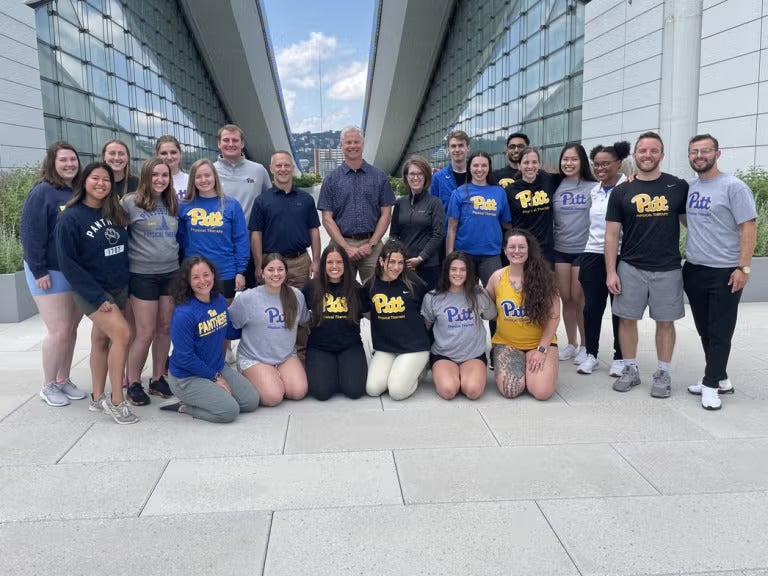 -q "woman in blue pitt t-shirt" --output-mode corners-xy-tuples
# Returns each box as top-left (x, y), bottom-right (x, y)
(445, 151), (511, 287)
